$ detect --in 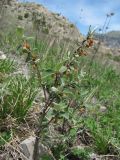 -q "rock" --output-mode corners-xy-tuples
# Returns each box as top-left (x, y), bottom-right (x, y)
(99, 106), (107, 112)
(0, 51), (6, 60)
(0, 153), (6, 160)
(90, 153), (100, 160)
(91, 97), (98, 104)
(20, 136), (35, 160)
(20, 136), (48, 160)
